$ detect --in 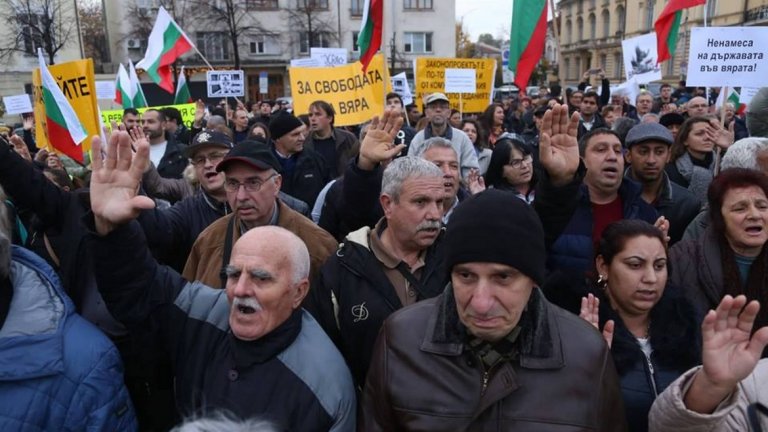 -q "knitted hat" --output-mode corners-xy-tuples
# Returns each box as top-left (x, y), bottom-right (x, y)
(268, 111), (304, 140)
(444, 189), (546, 286)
